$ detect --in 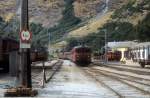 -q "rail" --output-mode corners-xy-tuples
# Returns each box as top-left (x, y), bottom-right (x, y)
(82, 68), (123, 98)
(41, 60), (63, 88)
(82, 64), (150, 97)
